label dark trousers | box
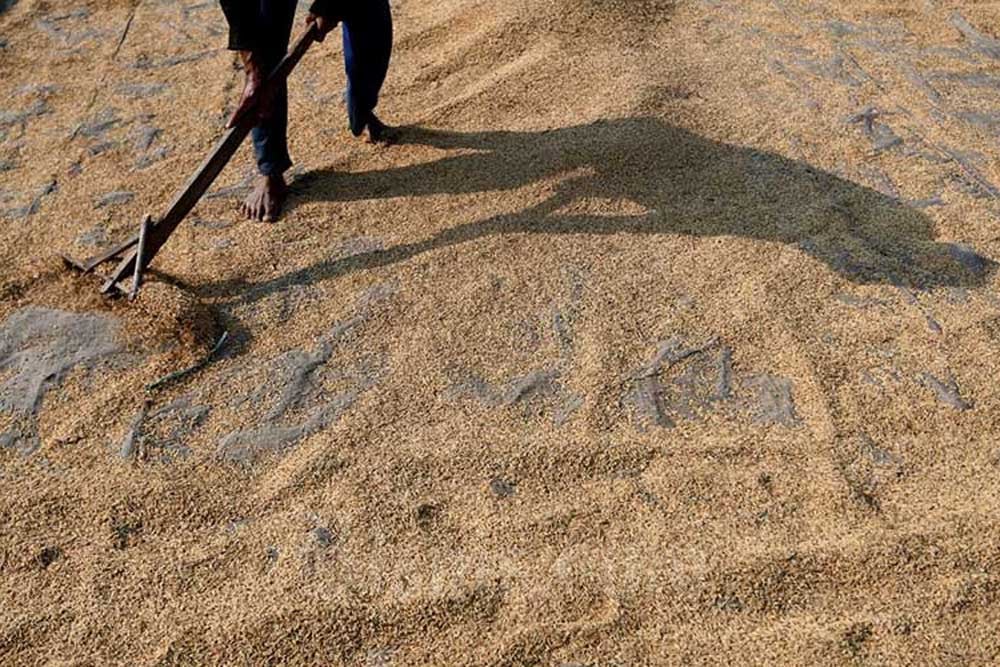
[342,0,393,137]
[251,0,393,176]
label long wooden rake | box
[62,25,318,299]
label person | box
[219,0,394,221]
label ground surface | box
[2,0,1000,664]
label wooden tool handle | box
[101,24,319,293]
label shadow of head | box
[225,117,995,302]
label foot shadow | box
[210,117,996,303]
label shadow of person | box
[203,117,996,304]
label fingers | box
[227,71,260,128]
[306,13,326,41]
[227,96,254,128]
[305,13,339,41]
[226,92,246,129]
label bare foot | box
[364,113,399,145]
[241,174,287,222]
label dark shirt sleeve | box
[219,0,260,51]
[309,0,348,21]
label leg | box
[342,0,394,142]
[245,0,297,221]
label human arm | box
[306,0,347,42]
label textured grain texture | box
[2,0,1000,664]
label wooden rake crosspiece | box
[62,26,318,299]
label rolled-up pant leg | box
[250,0,297,176]
[343,0,393,136]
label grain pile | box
[2,0,1000,664]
